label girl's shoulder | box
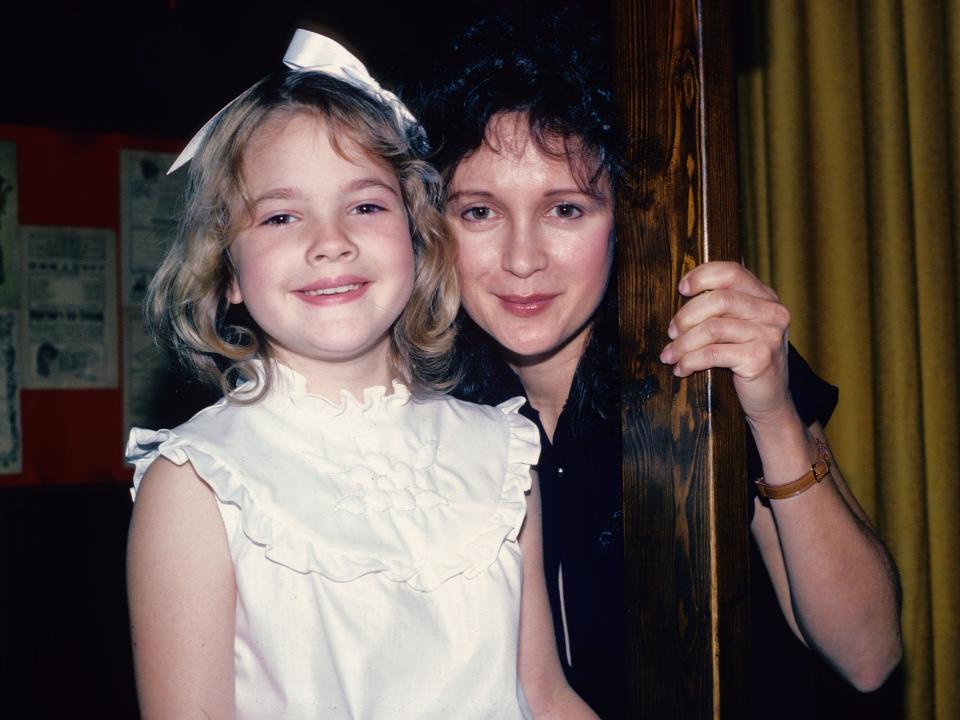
[416,389,532,426]
[413,389,540,466]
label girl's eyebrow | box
[343,176,400,197]
[250,187,304,206]
[250,178,400,206]
[345,177,400,196]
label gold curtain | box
[738,1,960,718]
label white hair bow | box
[167,29,416,174]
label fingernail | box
[659,346,674,364]
[667,322,678,339]
[678,278,690,295]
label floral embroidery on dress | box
[301,442,449,514]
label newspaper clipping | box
[21,226,118,389]
[120,149,183,307]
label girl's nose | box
[501,220,548,278]
[306,222,358,263]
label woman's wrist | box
[757,439,831,498]
[747,404,820,487]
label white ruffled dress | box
[126,365,539,719]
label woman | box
[414,6,902,718]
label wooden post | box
[612,0,750,717]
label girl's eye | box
[351,203,386,215]
[548,203,583,220]
[263,213,297,226]
[461,206,497,222]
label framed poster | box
[20,226,118,389]
[120,149,184,307]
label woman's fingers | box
[661,317,780,377]
[678,261,779,302]
[668,287,791,340]
[661,325,792,421]
[663,337,777,379]
[663,261,794,422]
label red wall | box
[0,124,182,487]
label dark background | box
[0,0,523,137]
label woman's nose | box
[501,221,548,278]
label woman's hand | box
[658,260,793,426]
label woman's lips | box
[296,278,370,305]
[496,294,557,317]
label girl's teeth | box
[304,283,362,296]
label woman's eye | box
[548,203,583,219]
[352,203,385,215]
[263,213,297,226]
[461,206,495,222]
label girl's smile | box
[296,277,370,304]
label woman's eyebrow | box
[446,188,606,204]
[544,185,612,203]
[543,188,592,198]
[445,189,495,203]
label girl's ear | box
[225,249,243,304]
[227,277,243,305]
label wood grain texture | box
[611,0,750,716]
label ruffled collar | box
[234,359,411,417]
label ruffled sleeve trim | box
[454,397,538,584]
[126,396,540,592]
[129,427,415,582]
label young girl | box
[126,30,595,720]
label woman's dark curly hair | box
[413,4,624,196]
[410,3,621,426]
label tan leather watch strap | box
[756,441,832,500]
